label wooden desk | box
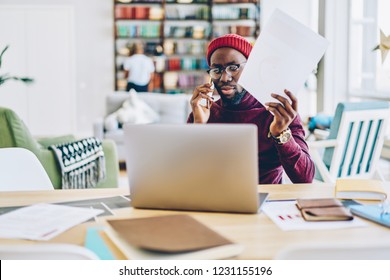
[1,183,389,259]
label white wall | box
[0,6,77,135]
[262,0,318,31]
[317,0,349,115]
[0,0,114,137]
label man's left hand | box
[265,89,298,136]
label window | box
[348,0,390,99]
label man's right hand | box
[190,83,214,124]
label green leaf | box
[0,45,9,68]
[0,75,11,85]
[12,76,34,84]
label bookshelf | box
[114,0,260,93]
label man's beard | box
[218,87,247,107]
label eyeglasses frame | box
[207,62,247,80]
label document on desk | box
[262,201,368,231]
[238,9,329,104]
[0,203,103,240]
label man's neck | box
[221,89,247,108]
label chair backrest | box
[0,147,53,191]
[322,101,390,180]
[0,107,40,152]
[0,244,99,260]
[275,242,390,260]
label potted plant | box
[0,45,34,86]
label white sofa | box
[94,92,192,161]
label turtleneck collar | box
[215,91,264,111]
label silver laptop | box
[123,123,263,214]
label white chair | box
[275,242,390,260]
[0,244,99,260]
[0,147,53,191]
[308,102,390,183]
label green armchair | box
[0,107,119,189]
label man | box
[188,34,315,184]
[123,41,155,92]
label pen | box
[265,199,296,202]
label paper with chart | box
[262,201,368,231]
[238,9,329,104]
[0,203,103,240]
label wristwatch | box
[268,128,292,145]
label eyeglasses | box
[207,62,246,80]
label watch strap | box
[268,128,292,145]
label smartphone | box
[199,78,214,108]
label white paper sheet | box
[0,203,103,240]
[262,201,368,231]
[238,9,329,104]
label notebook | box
[349,204,390,228]
[123,123,265,214]
[335,179,387,201]
[104,215,244,260]
[296,198,353,221]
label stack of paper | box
[238,9,329,104]
[0,203,103,240]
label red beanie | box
[206,34,253,66]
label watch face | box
[280,130,292,144]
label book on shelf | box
[335,179,388,201]
[104,214,243,260]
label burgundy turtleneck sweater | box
[187,92,315,184]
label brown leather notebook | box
[106,214,233,253]
[296,198,353,221]
[296,198,343,210]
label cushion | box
[137,94,191,123]
[104,113,119,131]
[104,91,160,131]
